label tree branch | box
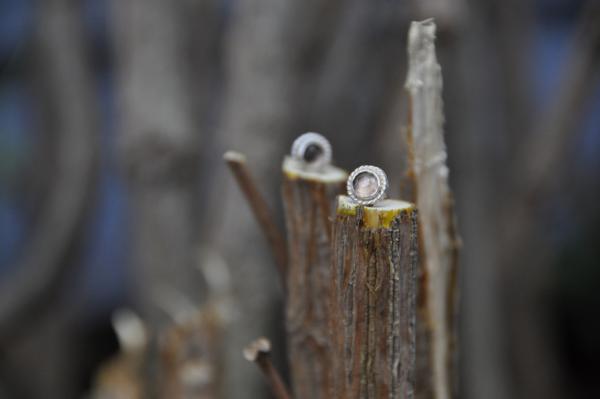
[243,338,292,399]
[224,151,288,288]
[405,19,461,399]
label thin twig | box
[243,337,292,399]
[224,151,288,288]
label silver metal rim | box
[290,132,332,169]
[347,165,388,206]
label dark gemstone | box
[303,144,323,162]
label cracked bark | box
[330,196,418,399]
[281,157,347,399]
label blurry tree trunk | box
[330,196,418,399]
[447,30,516,399]
[205,1,344,396]
[0,0,97,341]
[0,0,98,397]
[281,157,347,398]
[500,4,600,399]
[111,0,205,330]
[428,3,519,398]
[206,1,294,392]
[303,0,411,175]
[432,0,577,398]
[434,2,600,399]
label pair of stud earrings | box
[291,132,387,206]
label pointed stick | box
[405,19,461,399]
[224,151,288,288]
[243,338,292,399]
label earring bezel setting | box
[291,132,332,169]
[347,165,388,206]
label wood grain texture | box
[330,196,418,399]
[281,157,347,399]
[405,20,461,399]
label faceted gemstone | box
[353,172,378,199]
[303,143,323,162]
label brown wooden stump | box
[330,195,418,399]
[281,156,347,399]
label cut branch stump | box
[225,151,288,288]
[330,195,418,399]
[281,156,347,399]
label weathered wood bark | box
[281,157,347,399]
[330,196,418,399]
[405,20,461,399]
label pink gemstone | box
[353,172,378,199]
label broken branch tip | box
[223,150,246,163]
[243,337,271,362]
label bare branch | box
[405,19,461,399]
[243,338,292,399]
[224,151,288,288]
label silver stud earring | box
[291,132,332,170]
[347,165,388,206]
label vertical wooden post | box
[281,156,347,399]
[405,20,461,399]
[330,195,418,399]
